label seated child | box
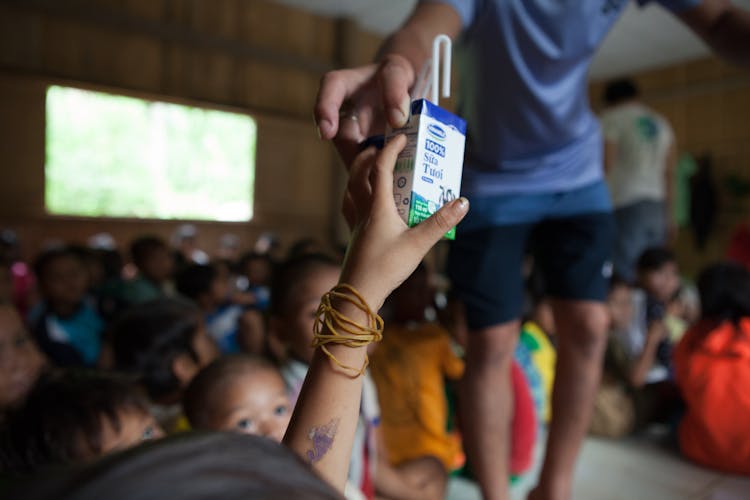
[120,236,175,305]
[0,369,163,474]
[590,275,636,438]
[673,262,750,474]
[111,299,219,431]
[369,263,463,499]
[237,251,273,311]
[175,263,265,355]
[617,247,682,426]
[28,246,104,367]
[0,304,47,419]
[516,279,556,425]
[183,354,291,442]
[270,253,342,400]
[270,252,426,500]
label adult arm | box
[675,0,750,66]
[282,135,469,492]
[314,2,463,165]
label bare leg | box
[460,320,519,500]
[530,300,608,500]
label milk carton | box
[387,98,466,240]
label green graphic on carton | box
[409,196,431,226]
[410,193,456,240]
[395,158,414,173]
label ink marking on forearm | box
[305,418,340,463]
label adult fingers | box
[314,65,378,140]
[377,55,414,129]
[409,197,469,253]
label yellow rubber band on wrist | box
[312,284,384,377]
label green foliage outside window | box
[45,85,256,221]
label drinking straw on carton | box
[411,34,452,105]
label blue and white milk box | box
[387,98,466,240]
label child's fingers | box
[409,197,469,252]
[371,134,407,207]
[341,191,357,230]
[347,146,378,210]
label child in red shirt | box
[673,262,750,474]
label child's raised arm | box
[282,134,468,492]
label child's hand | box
[339,134,469,310]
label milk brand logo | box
[427,124,446,141]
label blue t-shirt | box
[424,0,700,196]
[205,303,244,354]
[29,299,104,366]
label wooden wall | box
[1,0,747,276]
[590,58,750,277]
[0,0,383,260]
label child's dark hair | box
[96,248,124,281]
[604,78,639,105]
[183,354,276,430]
[697,261,750,323]
[6,432,340,500]
[0,369,149,475]
[129,236,167,270]
[636,247,675,273]
[609,272,631,291]
[239,252,274,275]
[33,246,84,282]
[111,299,202,400]
[175,264,217,301]
[270,253,339,317]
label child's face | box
[0,305,46,409]
[640,262,680,303]
[40,255,88,309]
[608,284,633,332]
[142,247,174,283]
[245,259,272,287]
[90,408,164,458]
[209,270,230,306]
[280,265,340,364]
[211,368,292,442]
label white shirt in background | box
[600,102,674,209]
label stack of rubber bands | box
[312,284,384,377]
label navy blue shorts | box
[447,184,615,330]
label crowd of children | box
[2,162,750,497]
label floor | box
[446,431,750,500]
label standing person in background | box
[314,1,750,498]
[601,78,677,282]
